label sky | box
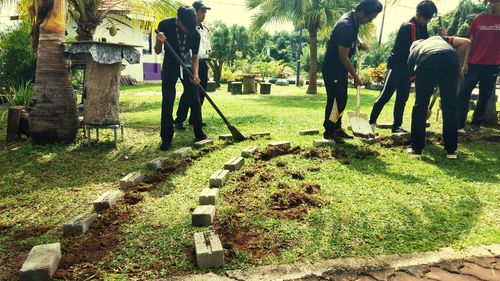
[1,0,461,42]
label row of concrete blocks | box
[218,129,321,142]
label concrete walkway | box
[167,244,500,281]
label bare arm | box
[338,46,362,87]
[460,35,473,77]
[154,31,165,55]
[191,54,200,85]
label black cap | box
[192,1,211,11]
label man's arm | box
[154,31,165,54]
[191,54,200,85]
[460,35,473,77]
[338,46,362,87]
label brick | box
[199,188,219,205]
[63,212,98,236]
[219,134,234,141]
[464,257,496,269]
[361,137,382,145]
[268,141,291,149]
[484,244,500,257]
[209,170,230,187]
[19,243,62,281]
[120,171,144,188]
[250,132,271,138]
[439,260,464,274]
[93,190,123,212]
[398,265,430,278]
[300,129,320,135]
[425,267,478,281]
[389,272,419,281]
[460,261,499,281]
[194,139,214,149]
[172,147,193,159]
[313,139,334,147]
[365,269,396,280]
[224,157,245,172]
[194,231,224,269]
[241,146,258,158]
[376,123,392,129]
[192,205,215,227]
[146,158,166,170]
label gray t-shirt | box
[408,36,458,75]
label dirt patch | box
[237,168,257,182]
[123,192,144,205]
[284,169,305,180]
[353,147,380,159]
[267,188,321,220]
[13,225,51,240]
[54,205,134,280]
[259,172,274,182]
[307,167,321,172]
[276,161,286,167]
[302,183,321,194]
[302,148,331,161]
[332,148,350,164]
[255,146,302,161]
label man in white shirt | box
[174,1,212,129]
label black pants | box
[161,68,204,145]
[323,69,348,134]
[456,64,498,128]
[411,58,459,152]
[369,64,411,130]
[175,59,209,124]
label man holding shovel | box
[155,6,207,151]
[368,1,437,134]
[322,0,383,143]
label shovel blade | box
[348,112,375,138]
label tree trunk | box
[306,27,318,95]
[29,0,78,144]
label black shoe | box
[159,142,172,151]
[392,126,409,134]
[407,148,421,157]
[336,129,353,139]
[324,131,345,144]
[471,124,480,132]
[174,122,186,130]
[195,134,207,142]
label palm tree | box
[29,0,79,143]
[247,0,357,94]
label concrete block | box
[209,170,230,187]
[224,157,245,172]
[19,243,62,281]
[147,158,166,170]
[219,134,234,141]
[241,146,258,158]
[63,212,98,236]
[268,141,291,149]
[250,132,271,138]
[93,190,123,212]
[192,205,215,227]
[376,123,392,129]
[194,231,224,269]
[313,139,334,147]
[193,139,214,148]
[360,137,382,145]
[300,129,320,135]
[119,171,144,188]
[199,188,219,205]
[172,147,193,159]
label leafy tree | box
[428,0,487,36]
[247,0,359,94]
[362,31,395,68]
[0,22,36,89]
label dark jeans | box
[175,59,209,124]
[369,64,411,130]
[323,68,348,134]
[457,64,498,128]
[411,58,459,152]
[160,68,204,145]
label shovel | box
[347,52,375,138]
[155,30,246,142]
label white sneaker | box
[370,123,376,133]
[458,128,466,134]
[446,150,458,160]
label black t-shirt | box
[387,17,429,68]
[157,18,200,67]
[323,11,359,74]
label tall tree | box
[247,0,357,94]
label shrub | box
[1,81,33,110]
[360,68,373,86]
[220,66,237,83]
[370,63,387,85]
[253,61,284,79]
[0,22,37,89]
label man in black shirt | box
[322,0,383,143]
[369,1,437,134]
[407,35,470,159]
[155,6,207,151]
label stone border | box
[168,244,500,281]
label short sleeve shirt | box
[323,11,359,74]
[157,18,200,67]
[467,13,500,65]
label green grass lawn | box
[0,84,499,280]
